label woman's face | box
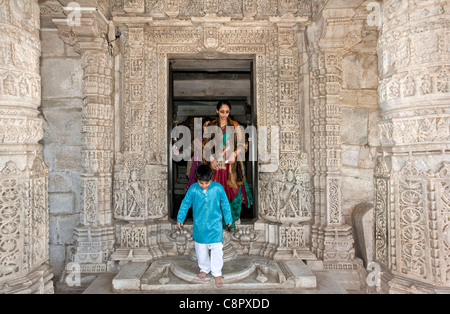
[217,104,231,122]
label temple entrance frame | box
[167,56,259,223]
[109,16,317,263]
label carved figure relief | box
[114,156,168,221]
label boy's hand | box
[177,223,183,230]
[227,223,233,228]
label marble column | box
[375,0,450,293]
[307,7,358,269]
[54,6,116,274]
[0,0,53,294]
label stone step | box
[109,256,318,292]
[278,260,317,289]
[112,262,149,292]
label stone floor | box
[80,271,354,294]
[54,254,367,295]
[55,268,365,295]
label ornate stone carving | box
[0,158,52,288]
[166,226,193,256]
[375,0,450,292]
[375,159,450,289]
[124,0,145,13]
[260,154,311,224]
[0,0,53,294]
[113,0,313,19]
[279,224,307,249]
[232,226,260,254]
[374,156,390,268]
[114,156,168,221]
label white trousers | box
[195,242,224,278]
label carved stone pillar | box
[307,7,357,268]
[264,16,313,260]
[375,0,450,293]
[110,24,170,263]
[0,0,54,294]
[54,6,116,273]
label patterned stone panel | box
[113,0,312,18]
[260,154,311,224]
[374,156,391,269]
[432,163,450,284]
[0,162,24,282]
[394,161,430,280]
[375,157,450,289]
[0,158,49,285]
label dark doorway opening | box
[168,59,257,223]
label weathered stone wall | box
[40,2,84,277]
[340,5,380,224]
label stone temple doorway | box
[64,16,321,293]
[168,58,258,222]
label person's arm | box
[177,187,194,229]
[228,121,246,164]
[219,187,233,227]
[234,121,246,155]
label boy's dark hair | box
[196,164,214,182]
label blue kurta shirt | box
[177,181,233,244]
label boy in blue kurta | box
[177,165,233,288]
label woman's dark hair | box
[203,116,213,125]
[216,100,232,111]
[196,164,214,182]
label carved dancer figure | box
[177,165,233,288]
[203,101,253,231]
[126,170,144,217]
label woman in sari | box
[203,101,253,231]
